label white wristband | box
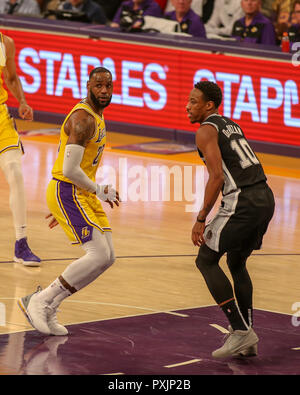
[96,184,117,202]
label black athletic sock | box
[219,298,248,331]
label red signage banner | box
[5,29,300,147]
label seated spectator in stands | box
[95,0,123,21]
[164,0,206,37]
[58,0,107,24]
[205,0,244,38]
[0,0,41,15]
[272,0,294,42]
[231,0,276,45]
[165,0,200,15]
[111,0,162,29]
[164,0,214,23]
[288,0,300,42]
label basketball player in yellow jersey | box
[0,32,40,266]
[18,67,120,335]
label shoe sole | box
[14,256,41,267]
[17,297,35,328]
[18,296,51,335]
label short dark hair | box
[89,67,112,79]
[194,80,223,109]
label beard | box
[90,91,112,110]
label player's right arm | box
[62,110,120,208]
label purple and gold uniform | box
[46,100,111,245]
[0,32,22,156]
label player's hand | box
[19,102,33,121]
[191,221,206,247]
[45,213,59,229]
[96,184,121,209]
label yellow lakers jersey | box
[0,32,8,104]
[52,100,106,184]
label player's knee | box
[103,253,115,271]
[94,247,115,272]
[195,244,218,273]
[4,161,23,185]
[196,245,210,273]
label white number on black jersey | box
[230,138,260,169]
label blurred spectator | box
[58,0,107,24]
[95,0,123,21]
[272,0,296,42]
[0,0,41,15]
[154,0,168,11]
[111,0,162,28]
[272,0,294,16]
[261,1,294,19]
[165,0,202,15]
[231,0,276,45]
[164,0,206,37]
[164,0,214,23]
[205,0,244,38]
[288,0,300,41]
[261,0,275,18]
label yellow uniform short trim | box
[0,104,21,155]
[47,179,111,245]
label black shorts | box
[203,182,275,254]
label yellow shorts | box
[0,104,22,155]
[46,178,111,245]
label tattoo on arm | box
[74,119,91,146]
[66,112,95,147]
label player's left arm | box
[2,35,33,121]
[192,124,224,246]
[63,110,120,208]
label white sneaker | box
[46,306,68,336]
[212,327,258,359]
[18,287,50,335]
[227,325,258,357]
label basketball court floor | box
[0,120,299,375]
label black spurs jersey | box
[199,114,267,196]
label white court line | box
[292,347,300,350]
[165,359,202,368]
[63,300,189,317]
[209,324,229,334]
[103,372,125,375]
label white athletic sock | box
[51,291,70,310]
[16,225,27,241]
[38,278,71,306]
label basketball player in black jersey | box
[187,81,275,358]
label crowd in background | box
[0,0,299,47]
